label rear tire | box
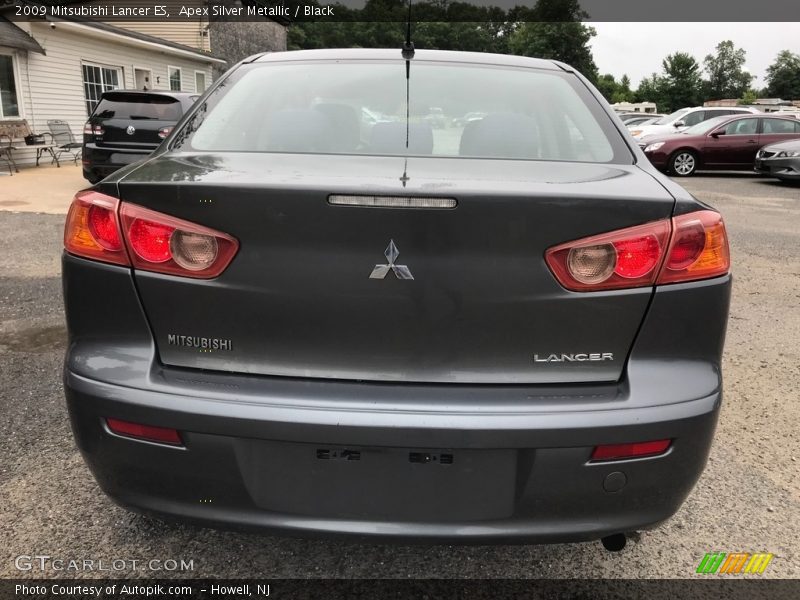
[669,150,697,177]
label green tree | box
[595,74,619,102]
[612,74,634,103]
[703,40,754,100]
[634,73,664,109]
[659,52,704,112]
[764,50,800,100]
[738,89,758,105]
[507,0,598,81]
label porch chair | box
[46,120,82,164]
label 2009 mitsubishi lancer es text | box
[62,49,731,549]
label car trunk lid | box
[117,152,675,384]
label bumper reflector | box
[106,418,183,446]
[591,439,671,461]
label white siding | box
[113,21,211,52]
[4,22,216,168]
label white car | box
[629,106,760,140]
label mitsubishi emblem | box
[369,239,414,280]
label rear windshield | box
[92,94,183,121]
[176,61,627,163]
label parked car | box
[424,107,448,128]
[617,112,661,123]
[63,49,731,549]
[755,139,800,183]
[624,115,664,127]
[451,111,487,127]
[640,113,800,176]
[82,90,198,183]
[629,106,759,140]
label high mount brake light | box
[545,210,730,292]
[64,191,239,279]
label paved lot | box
[0,171,798,579]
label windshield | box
[683,115,731,135]
[653,108,690,126]
[177,61,626,163]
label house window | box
[82,63,122,115]
[0,53,21,119]
[169,66,182,91]
[195,71,206,93]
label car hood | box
[762,139,800,153]
[629,124,676,138]
[638,132,696,146]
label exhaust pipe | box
[601,533,627,552]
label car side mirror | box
[674,120,685,128]
[710,130,724,138]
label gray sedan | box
[755,139,800,182]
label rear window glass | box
[177,62,625,163]
[93,94,183,120]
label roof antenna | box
[402,0,415,62]
[402,0,414,150]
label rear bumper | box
[82,144,152,179]
[66,369,719,543]
[62,254,730,542]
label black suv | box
[82,90,198,183]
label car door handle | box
[746,139,758,144]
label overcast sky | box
[590,23,799,88]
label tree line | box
[286,0,800,112]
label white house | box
[0,14,227,168]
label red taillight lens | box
[545,210,730,291]
[64,192,238,278]
[106,418,182,446]
[120,203,239,279]
[658,211,730,284]
[87,204,122,250]
[613,235,661,279]
[83,122,92,135]
[591,439,671,461]
[158,126,173,139]
[93,125,105,136]
[64,191,129,266]
[128,218,175,263]
[546,220,671,291]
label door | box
[195,71,207,93]
[134,68,152,91]
[704,117,759,167]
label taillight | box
[83,122,92,135]
[546,220,671,291]
[120,203,238,278]
[545,210,729,291]
[93,125,105,136]
[64,191,128,266]
[658,211,730,284]
[158,126,173,139]
[64,191,238,278]
[83,123,104,136]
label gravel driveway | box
[0,173,798,579]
